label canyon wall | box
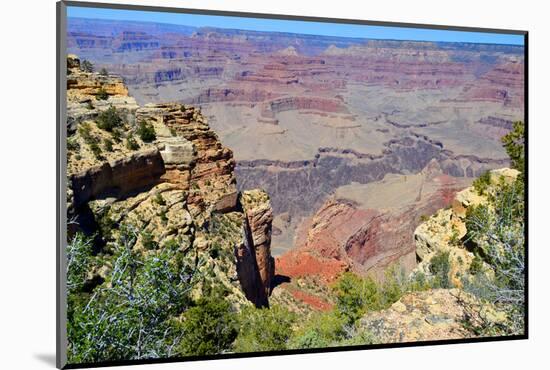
[66,55,275,308]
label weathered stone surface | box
[136,103,237,219]
[236,189,275,307]
[359,288,505,343]
[414,167,519,287]
[70,149,165,207]
[67,55,277,308]
[66,55,139,129]
[159,137,195,165]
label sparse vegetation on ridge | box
[81,59,94,73]
[136,120,156,142]
[96,106,123,132]
[125,135,139,150]
[96,87,109,101]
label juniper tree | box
[67,226,202,363]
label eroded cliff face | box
[271,160,473,312]
[413,167,520,288]
[66,54,139,132]
[66,55,275,308]
[135,102,238,219]
[234,190,275,307]
[276,160,471,283]
[70,149,165,208]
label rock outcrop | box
[70,148,165,207]
[358,288,505,343]
[66,55,139,130]
[241,190,275,297]
[135,103,238,220]
[66,55,275,308]
[413,167,520,287]
[235,189,275,307]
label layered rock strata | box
[66,54,139,131]
[66,55,275,308]
[276,160,472,285]
[234,189,275,307]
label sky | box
[67,6,524,46]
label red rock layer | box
[277,166,471,290]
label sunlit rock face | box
[66,56,276,308]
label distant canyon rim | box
[67,18,524,277]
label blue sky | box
[67,6,524,46]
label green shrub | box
[430,250,451,288]
[449,227,461,246]
[153,193,166,206]
[66,233,94,293]
[95,87,109,101]
[126,135,140,150]
[136,120,156,142]
[176,296,237,356]
[96,208,115,239]
[408,271,431,292]
[77,123,97,145]
[333,272,381,324]
[464,177,525,335]
[290,329,331,349]
[289,311,346,349]
[501,121,525,175]
[380,265,407,307]
[469,253,484,275]
[333,266,409,326]
[67,137,80,152]
[162,238,179,251]
[86,101,94,110]
[334,328,376,347]
[89,142,103,160]
[159,210,168,224]
[97,106,122,131]
[464,122,525,335]
[99,67,108,76]
[140,231,158,250]
[81,59,94,73]
[103,138,113,152]
[67,226,198,363]
[110,129,122,143]
[233,305,295,352]
[473,170,491,195]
